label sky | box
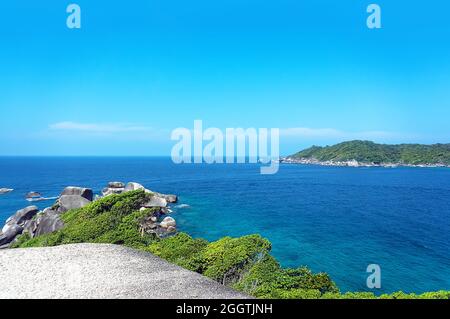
[0,0,450,156]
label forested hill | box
[288,140,450,166]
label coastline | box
[280,157,450,168]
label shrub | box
[201,235,272,285]
[145,233,208,272]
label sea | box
[0,157,449,294]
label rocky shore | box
[0,182,178,249]
[281,157,450,168]
[0,188,13,195]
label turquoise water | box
[1,157,449,293]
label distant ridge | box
[284,140,450,167]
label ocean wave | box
[26,196,58,202]
[174,204,190,209]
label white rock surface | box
[160,216,176,228]
[143,196,168,208]
[0,188,13,195]
[0,244,250,299]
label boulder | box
[0,188,13,195]
[160,217,176,229]
[61,187,93,201]
[0,224,23,247]
[157,193,178,203]
[0,206,39,247]
[34,210,64,237]
[102,187,125,197]
[159,207,173,215]
[124,182,145,192]
[143,196,167,208]
[22,208,64,238]
[23,218,38,237]
[154,226,176,238]
[166,226,177,233]
[101,182,127,196]
[57,195,91,213]
[55,187,93,212]
[14,206,39,225]
[1,217,13,234]
[2,206,39,233]
[26,191,42,199]
[108,182,125,189]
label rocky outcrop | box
[108,182,125,188]
[102,181,177,204]
[54,186,93,213]
[139,210,177,238]
[160,216,177,235]
[35,209,64,237]
[124,182,145,192]
[0,188,13,195]
[0,224,23,248]
[21,209,64,239]
[2,206,39,234]
[0,187,93,247]
[26,191,42,199]
[60,187,93,201]
[102,182,125,196]
[160,216,176,229]
[0,204,65,248]
[0,206,39,248]
[157,193,178,203]
[120,183,181,238]
[57,195,91,213]
[0,182,179,247]
[143,196,168,208]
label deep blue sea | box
[1,157,449,294]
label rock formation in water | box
[0,182,178,249]
[0,188,13,195]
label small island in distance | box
[282,140,450,168]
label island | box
[282,140,450,168]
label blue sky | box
[0,0,450,155]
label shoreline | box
[280,157,450,168]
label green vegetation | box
[290,140,450,165]
[14,190,157,249]
[13,190,450,299]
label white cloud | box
[280,127,403,140]
[280,127,343,138]
[49,121,154,133]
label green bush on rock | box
[13,190,450,299]
[233,254,338,298]
[145,233,208,272]
[201,235,272,285]
[14,190,156,249]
